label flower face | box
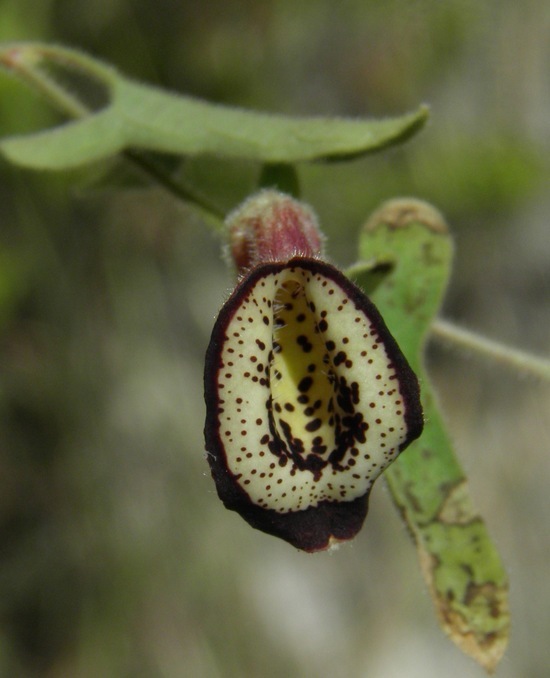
[204,193,423,552]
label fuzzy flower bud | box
[226,190,324,274]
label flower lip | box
[204,256,423,551]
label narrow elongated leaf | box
[349,199,509,674]
[0,43,428,170]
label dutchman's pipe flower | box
[204,191,423,552]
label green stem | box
[0,43,224,226]
[0,44,90,118]
[124,150,225,221]
[0,41,118,83]
[431,318,550,382]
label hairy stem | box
[0,43,224,224]
[431,318,550,382]
[0,44,90,118]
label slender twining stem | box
[0,43,225,224]
[1,42,119,87]
[431,318,550,382]
[124,150,225,221]
[1,45,90,118]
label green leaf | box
[348,199,509,674]
[0,43,428,171]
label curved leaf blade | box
[0,43,429,170]
[0,109,123,169]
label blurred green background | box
[0,1,548,676]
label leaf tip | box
[363,197,449,235]
[418,543,510,674]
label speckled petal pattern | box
[204,257,423,551]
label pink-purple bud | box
[226,190,324,275]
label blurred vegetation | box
[0,1,548,677]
